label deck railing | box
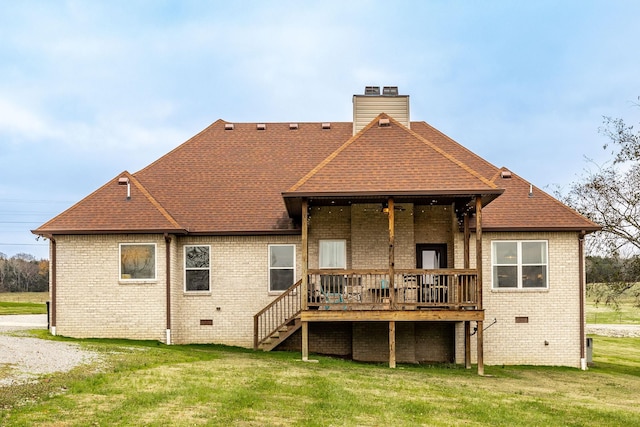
[307,269,478,310]
[254,279,302,349]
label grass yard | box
[586,284,640,324]
[0,292,48,315]
[1,332,639,426]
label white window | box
[184,245,210,292]
[492,241,548,289]
[319,240,346,269]
[120,243,156,281]
[269,244,295,292]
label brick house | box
[33,87,599,372]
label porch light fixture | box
[118,177,131,200]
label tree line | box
[0,252,49,293]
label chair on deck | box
[320,275,346,309]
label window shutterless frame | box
[491,240,548,289]
[184,245,211,292]
[119,243,157,281]
[319,239,347,269]
[268,244,296,292]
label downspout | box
[50,237,57,336]
[579,231,586,370]
[165,234,172,345]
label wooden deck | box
[254,269,481,351]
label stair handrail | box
[254,279,302,349]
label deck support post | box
[388,197,395,308]
[463,212,472,369]
[302,321,309,361]
[389,320,396,368]
[475,196,484,376]
[301,199,309,360]
[465,321,471,369]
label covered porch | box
[255,191,498,374]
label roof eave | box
[282,189,504,219]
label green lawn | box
[1,332,639,426]
[586,284,640,324]
[0,292,48,315]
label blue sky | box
[1,0,640,259]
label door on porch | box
[416,244,447,269]
[416,244,448,303]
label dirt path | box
[586,323,640,338]
[0,315,99,386]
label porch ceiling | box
[282,190,503,221]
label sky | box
[1,0,640,260]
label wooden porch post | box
[475,196,484,376]
[301,199,309,362]
[388,197,396,368]
[388,197,395,306]
[389,320,396,368]
[464,212,471,369]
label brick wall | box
[352,322,454,363]
[51,215,584,368]
[454,231,584,368]
[170,235,301,346]
[53,234,167,341]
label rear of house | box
[34,87,599,371]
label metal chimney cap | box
[382,86,399,96]
[364,86,380,95]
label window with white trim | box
[120,243,156,281]
[269,244,295,292]
[492,240,548,289]
[319,239,346,269]
[184,245,210,292]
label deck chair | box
[320,275,346,309]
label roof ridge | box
[127,172,185,230]
[286,113,385,192]
[392,117,499,189]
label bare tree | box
[563,98,640,307]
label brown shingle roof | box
[35,171,186,234]
[287,114,499,195]
[479,168,600,231]
[33,116,599,236]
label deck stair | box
[254,279,302,351]
[257,317,302,351]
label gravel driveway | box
[0,315,99,387]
